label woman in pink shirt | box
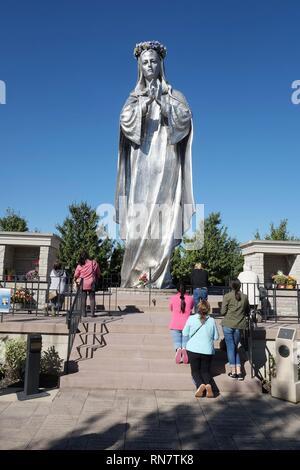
[74,251,100,317]
[169,284,194,364]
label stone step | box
[71,347,251,374]
[60,369,261,393]
[87,323,170,334]
[61,305,262,395]
[75,357,192,374]
[73,337,226,357]
[80,332,173,347]
[114,303,222,312]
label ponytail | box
[198,300,211,323]
[231,279,241,301]
[179,283,186,313]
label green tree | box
[171,212,244,285]
[109,241,124,283]
[56,202,104,274]
[254,229,261,240]
[0,208,28,232]
[255,219,299,241]
[171,245,192,286]
[98,237,114,279]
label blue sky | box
[0,0,299,243]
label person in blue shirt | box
[182,300,219,398]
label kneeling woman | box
[182,301,219,398]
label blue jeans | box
[170,329,188,350]
[193,287,208,313]
[223,327,241,366]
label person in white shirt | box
[238,264,259,308]
[48,262,67,315]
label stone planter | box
[277,284,286,289]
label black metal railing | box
[2,275,300,322]
[65,280,83,374]
[251,343,276,392]
[246,309,256,378]
[239,282,300,323]
[0,275,80,319]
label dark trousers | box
[82,290,96,316]
[187,351,212,388]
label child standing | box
[169,285,194,364]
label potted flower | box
[287,275,297,289]
[272,271,287,289]
[138,273,148,288]
[11,288,34,310]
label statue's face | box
[140,50,160,81]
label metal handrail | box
[65,280,83,374]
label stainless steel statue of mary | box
[115,41,195,288]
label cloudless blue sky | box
[0,0,299,243]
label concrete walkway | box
[1,388,300,450]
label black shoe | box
[237,373,244,381]
[228,372,238,379]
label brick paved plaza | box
[1,387,300,450]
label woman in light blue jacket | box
[183,300,219,398]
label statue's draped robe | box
[115,87,194,288]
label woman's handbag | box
[91,261,101,292]
[48,290,57,301]
[219,337,227,352]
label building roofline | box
[0,232,60,239]
[240,239,300,248]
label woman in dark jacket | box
[221,279,250,381]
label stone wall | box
[13,246,40,277]
[0,232,61,282]
[47,246,58,278]
[264,254,299,285]
[243,253,264,282]
[290,255,300,281]
[266,289,299,317]
[3,246,14,275]
[38,246,50,281]
[0,245,5,277]
[0,333,69,364]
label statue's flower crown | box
[134,41,167,60]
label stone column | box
[48,246,58,276]
[39,246,49,282]
[243,252,264,284]
[290,255,300,283]
[0,245,5,278]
